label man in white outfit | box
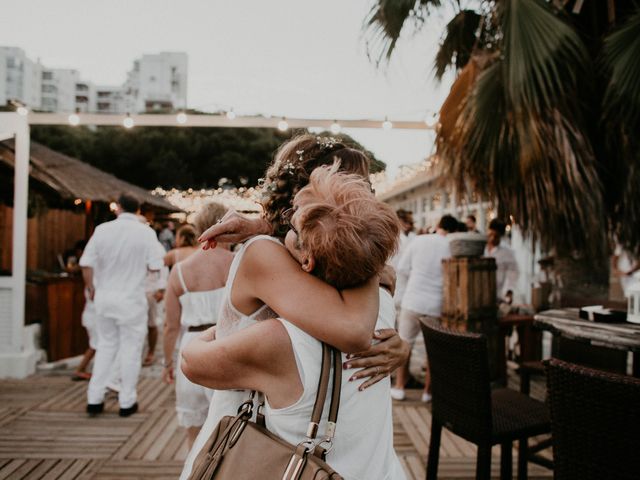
[80,194,164,416]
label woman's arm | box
[181,319,301,408]
[162,273,182,384]
[236,239,379,353]
[200,211,272,250]
[164,250,175,267]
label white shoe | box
[390,388,406,401]
[421,392,432,403]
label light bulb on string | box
[123,114,134,129]
[424,111,439,128]
[382,117,393,130]
[176,112,188,125]
[330,121,341,135]
[68,113,80,126]
[16,106,28,116]
[277,118,289,132]
[226,109,236,120]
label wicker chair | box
[421,321,551,480]
[546,358,640,480]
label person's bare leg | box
[393,359,410,390]
[422,366,432,402]
[143,326,158,366]
[73,348,95,380]
[187,426,201,450]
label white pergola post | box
[0,113,39,378]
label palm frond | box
[434,9,482,80]
[602,9,640,129]
[501,0,589,113]
[363,0,440,65]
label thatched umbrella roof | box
[0,140,180,213]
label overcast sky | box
[1,0,454,177]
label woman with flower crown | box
[178,134,410,479]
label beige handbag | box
[188,343,343,480]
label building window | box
[42,71,53,80]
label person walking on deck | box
[80,194,164,417]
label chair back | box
[421,321,493,444]
[546,358,640,480]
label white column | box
[0,113,39,378]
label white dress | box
[267,294,406,479]
[174,262,225,428]
[179,236,402,480]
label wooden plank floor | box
[0,365,553,479]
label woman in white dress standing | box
[162,202,235,448]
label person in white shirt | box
[391,214,458,402]
[80,194,164,417]
[484,219,519,304]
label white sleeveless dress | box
[179,236,402,480]
[265,289,405,480]
[174,262,225,428]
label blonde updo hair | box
[192,202,227,236]
[176,224,198,247]
[261,134,371,238]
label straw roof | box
[0,140,180,213]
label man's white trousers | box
[87,314,146,408]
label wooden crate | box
[442,257,497,321]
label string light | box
[68,113,80,126]
[109,201,118,212]
[277,118,289,132]
[226,109,236,120]
[74,198,82,205]
[123,114,134,129]
[382,117,393,130]
[16,106,29,116]
[330,121,341,135]
[176,112,188,124]
[424,111,439,128]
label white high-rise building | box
[1,47,188,113]
[40,68,79,112]
[0,47,42,108]
[125,52,188,112]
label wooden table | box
[534,308,640,376]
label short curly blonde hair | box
[192,202,227,236]
[294,165,400,289]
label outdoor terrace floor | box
[0,361,552,479]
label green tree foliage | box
[30,125,385,189]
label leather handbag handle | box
[306,345,342,443]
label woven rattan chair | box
[421,321,551,480]
[546,358,640,480]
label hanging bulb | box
[123,114,134,129]
[176,112,188,124]
[68,113,80,126]
[16,106,29,116]
[330,121,341,135]
[277,118,289,132]
[226,109,236,120]
[382,117,393,130]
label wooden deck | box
[0,365,552,479]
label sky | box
[1,0,454,178]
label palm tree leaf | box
[602,9,640,128]
[363,0,441,64]
[501,0,589,113]
[434,9,482,80]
